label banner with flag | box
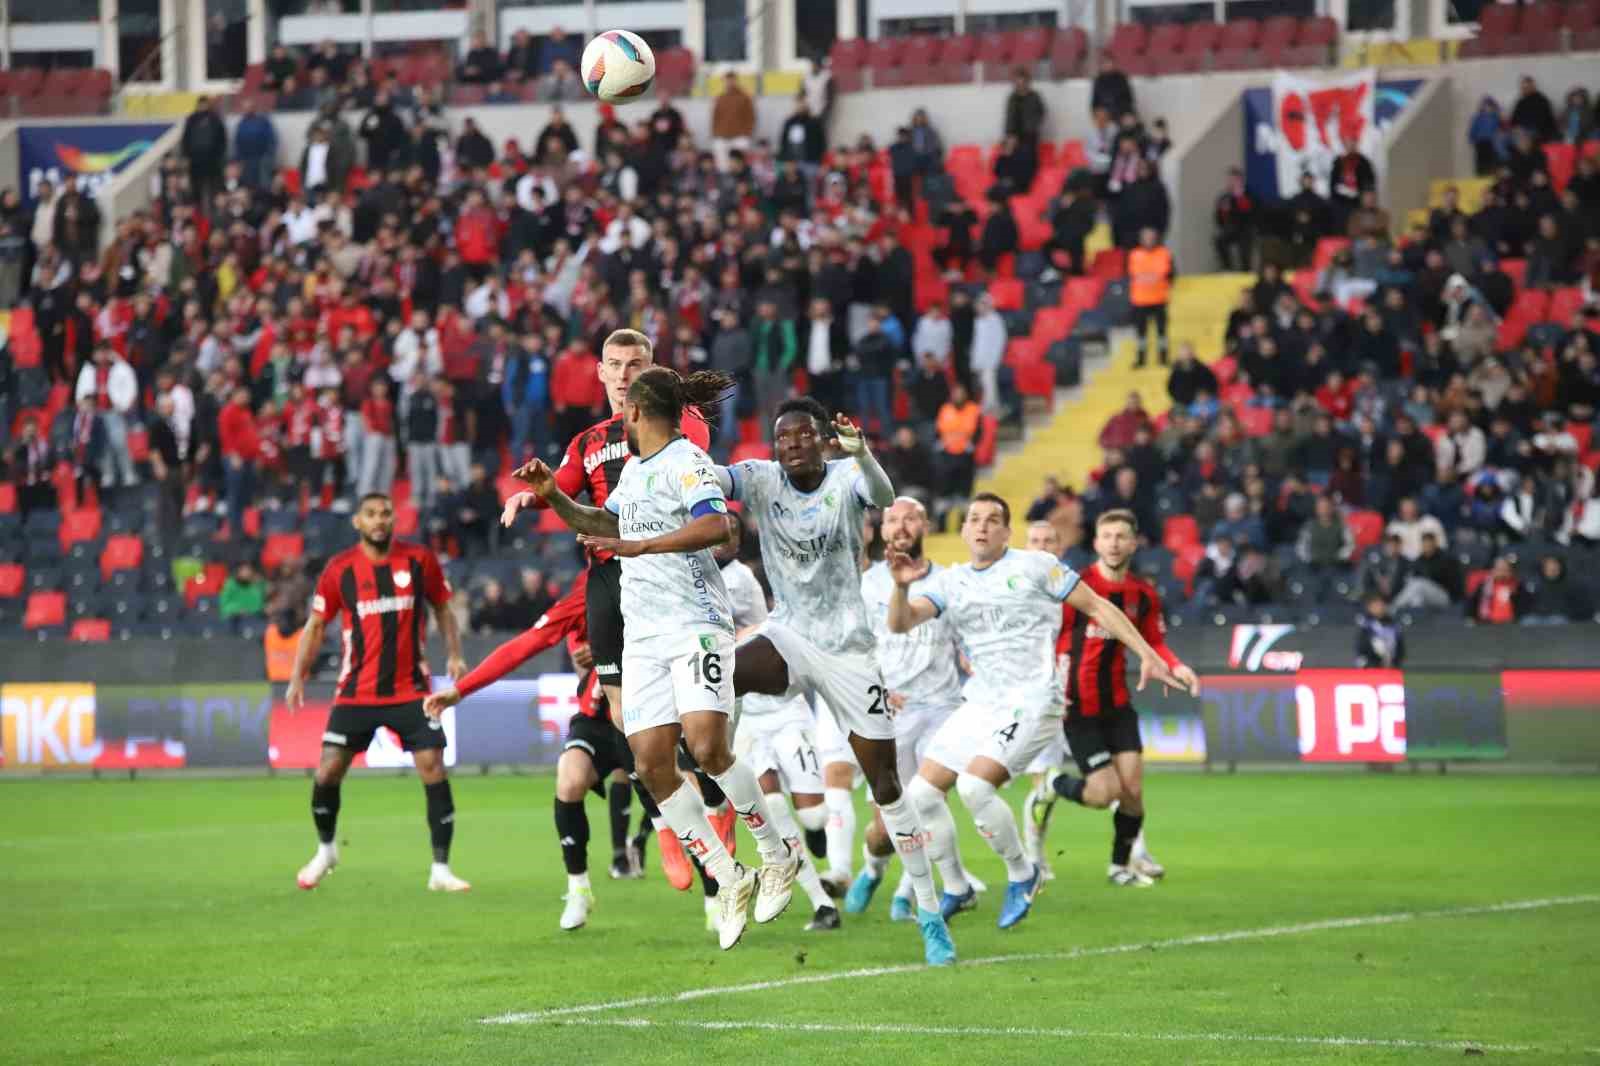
[17,123,171,206]
[1241,71,1421,201]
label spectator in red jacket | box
[454,188,499,277]
[1098,391,1152,451]
[550,341,603,446]
[1473,556,1529,624]
[218,384,260,534]
[357,377,397,498]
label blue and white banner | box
[1242,71,1421,201]
[17,123,171,206]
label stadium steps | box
[923,272,1251,565]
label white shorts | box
[733,712,825,796]
[1025,730,1070,775]
[620,630,734,738]
[923,701,1061,781]
[894,702,960,784]
[763,620,895,744]
[814,696,861,773]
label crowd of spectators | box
[1040,81,1600,628]
[0,43,1046,635]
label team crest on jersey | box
[645,473,659,493]
[822,490,838,509]
[698,634,716,651]
[1007,575,1024,591]
[393,569,412,589]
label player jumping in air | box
[850,496,986,922]
[1049,509,1200,886]
[285,492,471,893]
[515,367,801,951]
[886,494,1193,928]
[715,398,957,965]
[424,571,669,931]
[502,329,732,889]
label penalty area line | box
[480,893,1600,1025]
[561,1017,1557,1055]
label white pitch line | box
[481,893,1600,1025]
[565,1017,1552,1055]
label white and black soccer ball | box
[581,30,656,104]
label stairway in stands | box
[925,272,1253,564]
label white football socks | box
[956,773,1033,882]
[658,783,739,883]
[709,759,789,863]
[907,774,970,895]
[824,786,856,881]
[876,796,939,913]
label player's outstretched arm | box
[1066,582,1197,696]
[578,512,732,558]
[283,614,327,712]
[885,549,940,633]
[832,414,895,507]
[513,458,619,536]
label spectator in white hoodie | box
[969,293,1008,413]
[74,344,140,488]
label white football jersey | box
[916,548,1079,713]
[727,458,875,655]
[605,436,734,642]
[861,559,962,712]
[719,558,769,631]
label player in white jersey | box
[1020,520,1071,882]
[717,397,957,966]
[849,497,987,922]
[513,367,800,951]
[886,493,1191,929]
[717,524,841,932]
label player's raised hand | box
[501,490,538,527]
[832,414,866,455]
[576,533,642,557]
[885,548,921,586]
[512,459,557,498]
[423,687,462,719]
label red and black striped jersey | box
[312,541,451,706]
[455,571,590,700]
[1057,562,1180,719]
[543,410,710,562]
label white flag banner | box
[1255,68,1383,198]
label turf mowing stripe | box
[480,893,1600,1024]
[566,1018,1549,1055]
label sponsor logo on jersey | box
[583,440,630,475]
[355,594,415,618]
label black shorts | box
[1063,706,1143,776]
[586,557,624,685]
[323,700,446,753]
[563,712,634,795]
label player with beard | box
[849,496,987,921]
[515,367,802,950]
[886,494,1193,928]
[502,329,732,887]
[286,492,470,892]
[715,398,957,965]
[1048,509,1198,886]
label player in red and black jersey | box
[501,329,735,886]
[284,492,470,893]
[1048,509,1200,886]
[422,572,684,931]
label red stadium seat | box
[58,508,101,553]
[1568,0,1600,49]
[1172,542,1206,591]
[1090,248,1126,279]
[1213,18,1261,69]
[934,35,978,83]
[260,532,305,573]
[1239,406,1274,437]
[1543,144,1575,192]
[23,590,66,630]
[70,618,111,642]
[1049,27,1088,78]
[1460,4,1518,56]
[975,31,1016,80]
[831,38,868,92]
[1163,515,1200,552]
[729,443,773,464]
[1178,22,1223,70]
[989,278,1024,311]
[394,503,419,537]
[1347,509,1384,549]
[100,534,144,582]
[0,484,14,513]
[0,563,24,598]
[1106,23,1147,67]
[1549,287,1587,325]
[1506,2,1563,53]
[892,36,941,87]
[1500,258,1527,292]
[1062,275,1106,311]
[865,38,909,87]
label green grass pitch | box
[4,772,1597,1064]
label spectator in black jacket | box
[455,118,495,173]
[1523,555,1592,622]
[359,92,408,173]
[778,93,826,178]
[182,97,229,208]
[1355,595,1405,667]
[1090,56,1134,121]
[459,32,502,84]
[1167,343,1219,408]
[979,188,1019,272]
[1509,75,1559,143]
[1213,167,1256,271]
[1046,184,1096,278]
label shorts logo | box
[698,634,716,652]
[394,569,412,589]
[322,731,348,745]
[1088,751,1111,768]
[427,716,442,730]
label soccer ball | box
[581,30,656,104]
